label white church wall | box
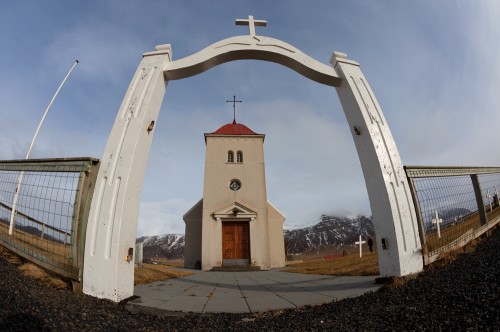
[202,136,268,269]
[183,199,203,268]
[267,202,286,268]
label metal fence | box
[405,166,500,264]
[0,158,99,281]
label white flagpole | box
[8,60,79,235]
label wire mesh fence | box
[0,158,99,280]
[405,166,500,264]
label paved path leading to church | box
[131,270,382,313]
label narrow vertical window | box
[227,151,234,163]
[237,151,243,163]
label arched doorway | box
[83,16,423,302]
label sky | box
[1,1,500,236]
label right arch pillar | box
[331,52,423,276]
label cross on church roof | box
[226,95,242,123]
[235,15,267,38]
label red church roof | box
[209,121,260,135]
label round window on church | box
[229,179,241,191]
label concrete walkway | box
[130,270,382,313]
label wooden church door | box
[222,221,250,265]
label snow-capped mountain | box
[136,234,185,259]
[284,215,375,255]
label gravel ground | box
[1,229,499,331]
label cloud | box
[138,198,193,237]
[44,20,147,85]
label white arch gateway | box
[83,16,423,302]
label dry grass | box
[425,213,482,252]
[0,244,23,265]
[283,252,379,276]
[134,263,192,285]
[2,241,190,289]
[463,238,478,253]
[385,276,407,288]
[150,257,184,267]
[0,221,71,263]
[1,241,190,290]
[383,273,420,289]
[426,205,500,254]
[436,249,461,265]
[18,263,69,290]
[1,244,70,290]
[432,236,481,268]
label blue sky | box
[1,1,500,236]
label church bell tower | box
[183,119,286,270]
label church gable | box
[183,198,203,223]
[212,201,257,220]
[267,201,286,222]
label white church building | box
[183,120,286,271]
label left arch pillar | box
[83,45,171,301]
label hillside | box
[136,234,184,260]
[284,215,375,255]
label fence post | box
[407,176,427,252]
[471,174,487,225]
[70,170,87,265]
[75,161,100,284]
[67,159,100,291]
[135,242,143,267]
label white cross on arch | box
[236,15,267,37]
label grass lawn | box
[283,252,379,276]
[134,263,192,285]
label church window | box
[236,151,243,163]
[229,179,241,191]
[227,151,234,163]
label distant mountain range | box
[284,215,375,255]
[136,234,185,259]
[136,215,376,259]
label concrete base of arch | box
[82,39,423,302]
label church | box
[183,118,286,270]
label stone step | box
[211,266,261,272]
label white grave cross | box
[432,210,443,239]
[486,189,493,213]
[495,186,499,208]
[355,235,366,257]
[236,15,267,38]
